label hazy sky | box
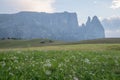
[0,0,120,23]
[55,0,120,23]
[0,0,120,37]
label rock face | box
[82,16,105,40]
[0,11,105,41]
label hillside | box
[0,44,120,80]
[0,38,120,49]
[76,38,120,44]
[0,39,63,48]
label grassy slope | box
[0,38,120,49]
[77,38,120,44]
[0,39,63,49]
[0,44,120,80]
[0,44,120,52]
[0,38,120,80]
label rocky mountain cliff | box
[0,11,105,41]
[82,16,105,40]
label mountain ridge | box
[0,11,105,41]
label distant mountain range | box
[0,11,105,41]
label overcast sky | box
[0,0,120,37]
[0,0,120,21]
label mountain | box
[82,16,105,40]
[0,11,105,41]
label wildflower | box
[64,59,70,62]
[17,51,21,54]
[13,56,18,59]
[69,75,72,78]
[2,61,6,67]
[59,68,64,71]
[32,64,35,67]
[44,63,51,67]
[9,72,14,76]
[71,56,76,59]
[44,59,52,67]
[14,60,18,63]
[73,77,79,80]
[84,58,90,64]
[45,70,51,75]
[46,59,50,63]
[58,62,64,67]
[114,60,119,66]
[3,58,6,60]
[8,67,11,71]
[101,69,104,72]
[78,52,82,55]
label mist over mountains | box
[0,11,105,41]
[102,17,120,37]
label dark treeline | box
[0,37,22,40]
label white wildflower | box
[2,61,6,67]
[59,68,64,71]
[17,51,21,54]
[8,67,11,71]
[46,59,50,63]
[44,63,51,67]
[44,59,52,67]
[71,56,76,59]
[78,52,82,55]
[45,70,51,75]
[14,60,18,63]
[102,69,104,72]
[64,59,70,62]
[58,62,64,67]
[84,58,90,64]
[9,72,14,76]
[115,60,119,66]
[13,56,18,59]
[73,76,79,80]
[3,58,6,60]
[69,75,72,78]
[32,64,35,67]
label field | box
[0,39,120,80]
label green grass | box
[0,39,63,48]
[0,38,120,49]
[0,44,120,80]
[70,38,120,44]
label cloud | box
[93,1,97,4]
[105,30,120,37]
[0,0,55,13]
[111,0,120,9]
[104,15,120,21]
[102,16,120,37]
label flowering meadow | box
[0,44,120,80]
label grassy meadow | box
[0,39,120,80]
